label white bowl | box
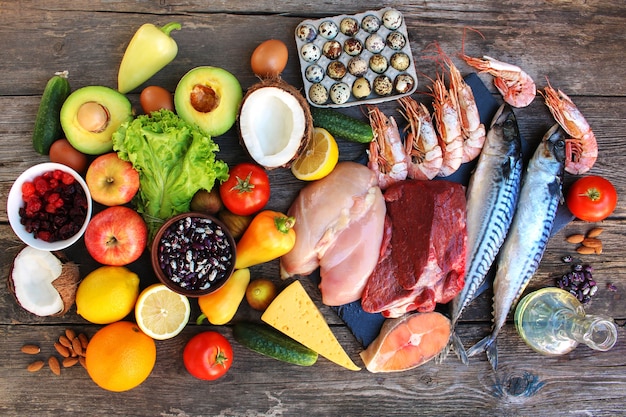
[7,162,92,251]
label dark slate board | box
[331,73,574,349]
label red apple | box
[84,206,147,266]
[86,152,140,206]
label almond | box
[586,227,604,238]
[65,328,77,341]
[582,237,603,248]
[595,245,603,255]
[78,333,89,350]
[62,357,79,368]
[576,246,596,255]
[58,335,72,348]
[78,356,87,369]
[565,234,585,244]
[54,342,71,358]
[27,360,45,372]
[21,344,40,355]
[48,356,61,376]
[72,337,83,356]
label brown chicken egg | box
[49,138,90,174]
[140,86,174,114]
[251,39,289,78]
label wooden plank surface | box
[2,1,626,415]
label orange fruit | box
[85,321,156,392]
[359,311,451,373]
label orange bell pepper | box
[197,268,250,325]
[234,210,296,269]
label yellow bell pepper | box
[234,210,296,270]
[197,268,250,325]
[117,22,181,94]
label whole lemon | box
[86,321,156,392]
[76,266,140,324]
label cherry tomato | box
[220,163,270,216]
[250,39,289,78]
[566,175,618,222]
[183,331,233,381]
[140,86,174,114]
[49,138,89,174]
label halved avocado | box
[174,66,243,137]
[61,86,133,155]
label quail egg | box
[296,23,317,42]
[318,20,339,39]
[305,64,325,83]
[301,43,321,63]
[390,52,411,71]
[361,15,381,33]
[394,74,415,94]
[352,77,371,99]
[343,38,363,56]
[309,83,329,105]
[365,33,385,54]
[373,75,394,96]
[340,17,359,36]
[382,9,403,30]
[369,54,389,74]
[327,61,347,80]
[347,56,368,77]
[323,40,342,59]
[329,82,351,104]
[386,31,406,50]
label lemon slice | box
[135,284,191,340]
[291,127,339,181]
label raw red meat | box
[361,180,467,318]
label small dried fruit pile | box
[19,169,89,242]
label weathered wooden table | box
[2,1,626,416]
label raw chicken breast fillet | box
[280,162,386,306]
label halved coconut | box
[7,246,80,317]
[238,78,312,169]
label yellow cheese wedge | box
[261,280,361,371]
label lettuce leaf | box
[112,109,229,239]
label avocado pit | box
[77,101,110,133]
[190,84,220,114]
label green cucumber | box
[232,321,318,366]
[310,106,374,143]
[32,71,71,155]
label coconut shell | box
[7,247,81,317]
[238,77,313,169]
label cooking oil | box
[514,287,617,356]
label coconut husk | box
[238,77,313,169]
[7,247,81,317]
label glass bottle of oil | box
[514,287,618,356]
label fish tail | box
[451,331,469,365]
[467,334,499,370]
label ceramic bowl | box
[151,212,236,297]
[7,162,92,251]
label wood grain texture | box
[1,1,626,415]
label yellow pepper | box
[197,268,250,325]
[234,210,296,270]
[117,22,181,94]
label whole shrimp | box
[540,80,597,175]
[446,56,486,163]
[462,55,536,108]
[367,105,408,189]
[398,96,443,180]
[431,74,464,177]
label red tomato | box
[566,175,618,222]
[220,163,270,216]
[140,86,174,114]
[183,331,233,381]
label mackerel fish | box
[443,103,523,364]
[467,123,566,370]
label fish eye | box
[555,139,566,149]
